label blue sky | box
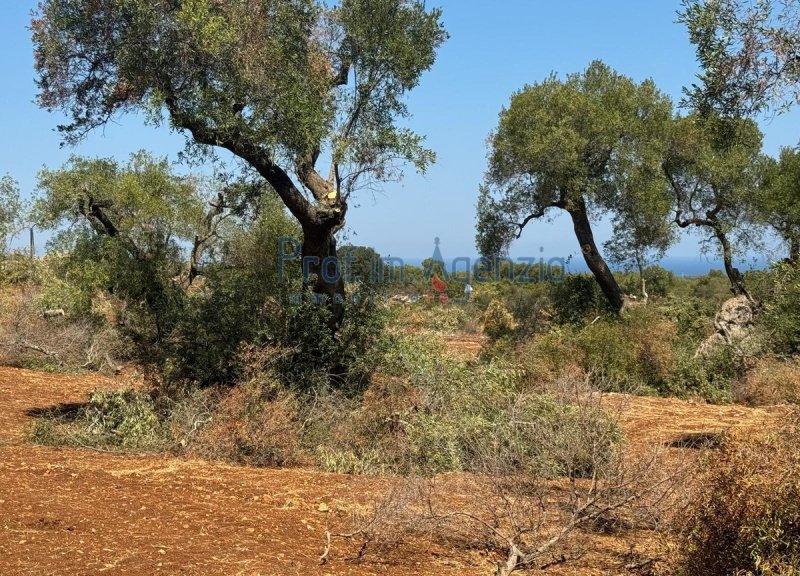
[1,1,798,266]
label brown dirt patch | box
[0,366,791,575]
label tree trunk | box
[789,235,800,267]
[712,226,749,298]
[301,220,346,330]
[567,199,624,313]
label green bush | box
[312,333,623,477]
[550,274,609,324]
[523,307,678,395]
[482,298,518,341]
[575,319,643,390]
[82,390,162,447]
[31,389,163,450]
[666,347,736,402]
[662,294,717,346]
[760,263,800,355]
[264,285,388,395]
[494,282,552,336]
[467,393,622,478]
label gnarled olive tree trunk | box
[301,209,347,330]
[568,197,624,313]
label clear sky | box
[1,1,798,265]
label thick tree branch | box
[514,199,566,238]
[164,97,316,226]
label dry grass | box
[671,411,800,576]
[734,356,800,405]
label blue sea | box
[395,255,771,277]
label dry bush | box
[420,394,681,576]
[311,374,421,475]
[628,311,678,386]
[0,284,121,372]
[190,348,304,466]
[321,387,685,576]
[517,330,587,387]
[320,479,434,566]
[734,357,800,405]
[673,411,800,576]
[483,298,518,341]
[517,307,684,397]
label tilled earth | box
[0,366,791,575]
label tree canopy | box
[476,61,674,312]
[663,115,765,296]
[32,0,447,323]
[0,176,23,255]
[680,0,800,116]
[757,145,800,264]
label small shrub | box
[666,346,737,403]
[576,319,643,391]
[482,298,517,341]
[470,393,622,478]
[264,286,388,395]
[734,357,800,405]
[315,333,623,477]
[760,263,800,355]
[550,274,608,324]
[517,328,586,387]
[31,389,164,450]
[81,389,161,447]
[500,283,552,335]
[571,308,677,394]
[192,382,301,467]
[620,266,675,299]
[661,294,717,346]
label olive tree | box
[758,145,800,265]
[32,0,446,328]
[680,0,800,117]
[34,153,208,362]
[0,176,24,257]
[476,61,674,313]
[662,115,765,297]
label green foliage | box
[166,192,301,385]
[619,265,675,299]
[33,153,203,369]
[0,175,24,255]
[32,0,446,194]
[680,0,800,116]
[31,389,162,450]
[482,298,517,341]
[338,244,383,286]
[667,347,737,402]
[316,333,622,477]
[474,281,552,336]
[550,274,608,324]
[476,60,674,265]
[83,390,161,447]
[575,319,644,390]
[664,114,765,296]
[759,263,800,355]
[757,146,800,263]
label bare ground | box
[0,364,791,575]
